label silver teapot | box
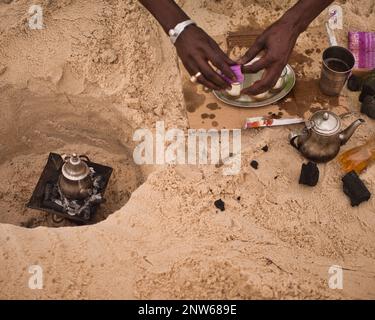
[289,111,365,163]
[58,154,93,200]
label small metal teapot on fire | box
[58,154,93,200]
[289,111,365,163]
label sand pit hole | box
[0,88,145,228]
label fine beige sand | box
[1,0,375,299]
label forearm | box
[139,0,190,34]
[281,0,334,33]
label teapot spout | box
[339,119,365,146]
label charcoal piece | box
[81,207,91,220]
[347,74,362,92]
[361,95,375,119]
[299,162,319,187]
[359,80,375,102]
[261,145,269,152]
[250,160,259,170]
[214,199,225,211]
[342,171,371,207]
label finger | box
[210,54,237,82]
[197,73,221,91]
[237,39,264,65]
[210,39,237,66]
[185,62,221,91]
[197,58,231,89]
[209,39,237,66]
[242,55,272,73]
[241,64,283,95]
[208,42,237,81]
[222,53,236,66]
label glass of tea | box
[319,46,355,96]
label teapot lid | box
[310,111,341,135]
[61,154,91,181]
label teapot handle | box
[60,154,91,163]
[289,132,301,150]
[61,154,70,162]
[79,155,91,163]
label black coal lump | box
[342,171,371,207]
[214,199,225,211]
[347,74,362,92]
[261,145,269,152]
[361,95,375,119]
[250,160,259,170]
[299,162,319,187]
[359,81,375,102]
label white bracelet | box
[168,19,196,44]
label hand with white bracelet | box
[139,0,236,90]
[174,25,237,90]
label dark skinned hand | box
[238,18,301,95]
[175,25,236,90]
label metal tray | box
[213,64,296,108]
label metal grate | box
[27,153,113,225]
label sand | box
[0,0,375,299]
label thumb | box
[237,41,263,65]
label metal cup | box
[319,46,355,96]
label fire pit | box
[27,153,113,225]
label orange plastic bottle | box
[339,138,375,174]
